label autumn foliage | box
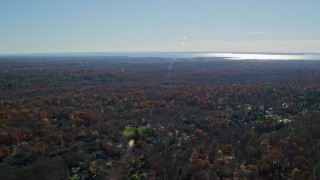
[0,57,320,179]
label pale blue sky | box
[1,0,320,53]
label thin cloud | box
[248,31,265,34]
[246,31,287,35]
[174,39,320,53]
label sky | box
[0,0,320,54]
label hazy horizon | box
[1,51,320,60]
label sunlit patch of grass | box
[122,127,135,137]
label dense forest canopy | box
[0,57,320,179]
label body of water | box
[194,53,320,60]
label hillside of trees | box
[0,56,320,179]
